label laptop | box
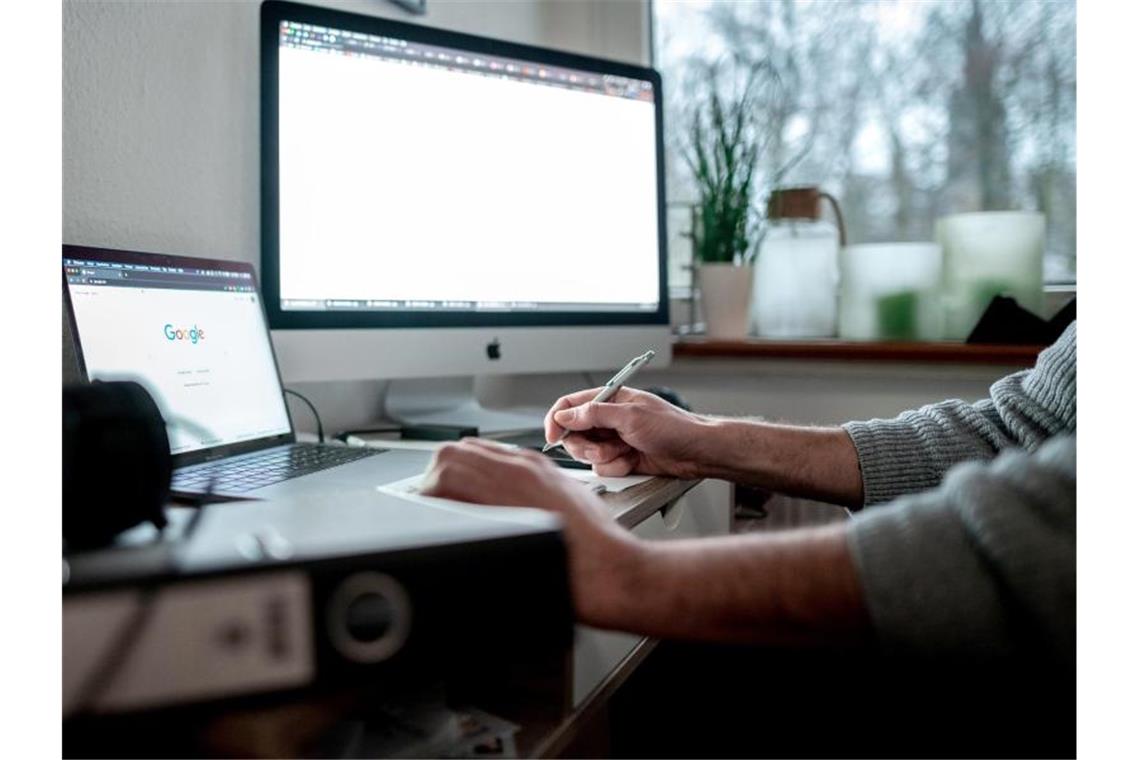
[63,245,427,500]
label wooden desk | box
[605,476,700,528]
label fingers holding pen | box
[553,400,631,434]
[544,387,603,443]
[562,433,632,465]
[592,451,638,477]
[545,387,647,443]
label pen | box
[543,349,656,452]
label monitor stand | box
[381,377,545,434]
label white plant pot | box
[698,263,754,339]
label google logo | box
[164,324,205,344]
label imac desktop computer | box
[261,1,670,431]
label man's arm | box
[608,436,1075,655]
[848,435,1075,661]
[842,322,1076,505]
[600,523,872,646]
[693,420,864,507]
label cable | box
[68,584,160,717]
[66,469,218,718]
[284,388,324,443]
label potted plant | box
[683,69,764,339]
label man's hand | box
[421,438,644,628]
[544,387,712,478]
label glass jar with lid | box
[752,187,844,338]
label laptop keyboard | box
[171,444,383,494]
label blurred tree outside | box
[655,0,1076,287]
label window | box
[653,0,1076,287]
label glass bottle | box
[752,187,844,338]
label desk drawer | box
[654,478,732,540]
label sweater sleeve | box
[847,435,1075,661]
[842,323,1076,505]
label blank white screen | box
[277,45,661,307]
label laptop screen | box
[64,252,292,456]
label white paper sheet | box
[557,469,654,493]
[375,476,560,528]
[382,468,653,499]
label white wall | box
[63,0,647,262]
[63,0,1015,434]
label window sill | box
[672,338,1045,366]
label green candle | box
[876,290,919,340]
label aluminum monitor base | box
[382,376,545,434]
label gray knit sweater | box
[842,323,1075,660]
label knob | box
[326,572,411,663]
[345,592,395,642]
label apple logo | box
[486,338,501,360]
